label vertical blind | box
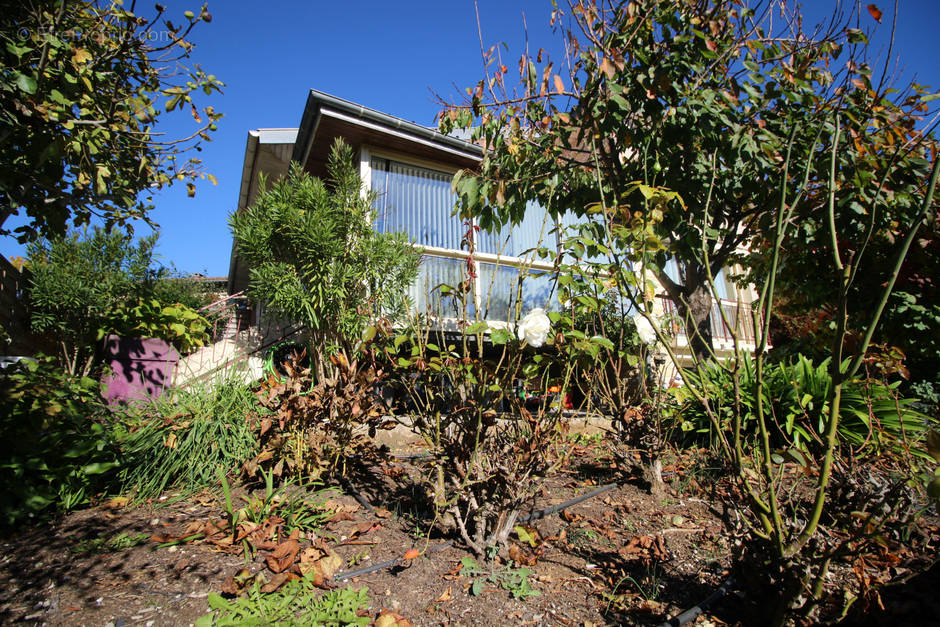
[371,157,463,250]
[476,200,557,258]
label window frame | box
[362,146,562,323]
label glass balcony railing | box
[659,297,759,344]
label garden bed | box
[1,437,936,626]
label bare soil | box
[1,439,937,626]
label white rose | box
[632,313,658,345]
[517,308,551,348]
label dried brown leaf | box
[265,538,299,574]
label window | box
[409,255,476,319]
[369,153,563,323]
[371,157,462,250]
[476,200,556,258]
[477,264,562,322]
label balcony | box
[659,297,759,345]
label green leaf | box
[16,73,37,94]
[464,321,489,335]
[49,89,72,106]
[490,328,513,345]
[6,42,32,58]
[165,94,182,111]
[514,525,537,547]
[207,592,232,610]
[846,29,868,44]
[193,613,214,627]
[589,335,615,351]
[471,580,484,596]
[82,461,119,475]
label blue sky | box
[2,0,938,276]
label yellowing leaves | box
[71,48,92,65]
[95,164,110,195]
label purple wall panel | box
[100,335,179,404]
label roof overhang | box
[236,128,298,214]
[292,89,482,176]
[228,128,298,294]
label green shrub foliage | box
[27,228,161,375]
[670,354,935,458]
[229,138,420,379]
[0,357,120,525]
[99,297,210,355]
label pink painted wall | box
[100,335,179,404]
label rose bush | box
[517,308,551,348]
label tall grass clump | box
[119,377,261,501]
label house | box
[228,90,569,326]
[214,89,759,384]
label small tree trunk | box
[645,457,667,502]
[667,281,714,363]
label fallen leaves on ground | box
[375,609,413,627]
[617,534,668,565]
[265,533,300,573]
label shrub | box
[669,354,935,458]
[555,226,671,498]
[98,297,211,355]
[242,347,391,484]
[152,273,221,311]
[0,357,120,524]
[119,378,258,501]
[27,228,161,375]
[386,301,589,556]
[229,139,420,380]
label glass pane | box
[714,268,729,300]
[478,263,562,322]
[410,255,475,319]
[371,158,462,250]
[664,258,682,285]
[479,263,517,322]
[477,200,556,258]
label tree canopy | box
[439,0,938,362]
[1,0,223,243]
[27,227,160,375]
